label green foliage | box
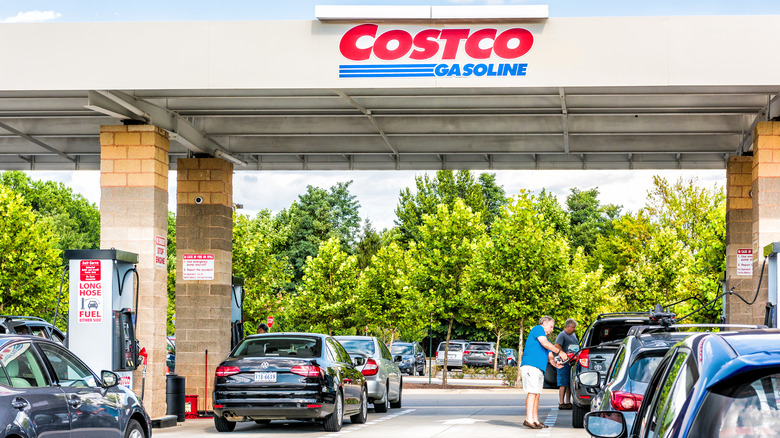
[356,219,382,270]
[0,186,62,318]
[233,210,292,335]
[0,171,99,251]
[166,211,176,335]
[290,237,359,335]
[567,187,621,255]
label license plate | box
[448,354,456,358]
[255,372,277,383]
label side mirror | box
[394,355,403,362]
[584,411,627,438]
[567,344,580,354]
[578,371,600,387]
[101,370,119,388]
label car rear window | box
[338,339,376,356]
[233,336,320,358]
[391,345,413,355]
[466,343,491,351]
[628,355,664,382]
[589,323,638,346]
[438,343,464,352]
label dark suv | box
[571,312,652,427]
[0,315,66,344]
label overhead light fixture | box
[214,149,248,167]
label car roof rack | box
[628,323,767,336]
[596,312,649,320]
[1,315,51,324]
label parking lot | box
[155,388,588,438]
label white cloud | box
[3,10,62,23]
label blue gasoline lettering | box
[434,63,528,77]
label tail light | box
[486,351,495,356]
[578,348,590,368]
[291,365,324,378]
[611,391,643,411]
[215,366,240,377]
[463,351,471,355]
[362,358,379,376]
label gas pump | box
[64,249,142,388]
[762,243,779,328]
[230,276,244,350]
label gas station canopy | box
[1,12,779,171]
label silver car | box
[335,336,402,412]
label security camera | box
[195,196,204,205]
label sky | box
[3,0,764,229]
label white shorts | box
[521,365,544,394]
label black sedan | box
[0,334,151,438]
[212,333,368,432]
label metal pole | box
[428,325,432,384]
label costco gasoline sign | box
[339,24,534,78]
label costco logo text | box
[339,24,533,78]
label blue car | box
[584,328,780,438]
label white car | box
[435,340,469,370]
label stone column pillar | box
[725,156,754,324]
[749,121,780,325]
[175,158,233,413]
[100,124,170,418]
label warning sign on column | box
[79,260,103,323]
[737,249,753,276]
[182,254,215,280]
[155,235,167,268]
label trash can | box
[166,374,186,422]
[185,395,199,419]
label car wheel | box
[572,402,586,428]
[214,415,236,433]
[390,382,402,409]
[323,390,343,432]
[125,419,145,438]
[373,383,390,413]
[350,386,368,424]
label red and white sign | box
[78,260,103,323]
[737,249,753,276]
[155,235,167,268]
[182,254,215,280]
[339,24,534,61]
[267,316,274,328]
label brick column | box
[175,158,233,412]
[100,125,169,417]
[725,156,754,324]
[748,121,780,325]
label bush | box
[502,366,518,387]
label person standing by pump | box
[520,315,569,429]
[554,318,578,410]
[256,323,268,334]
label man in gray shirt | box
[554,318,578,409]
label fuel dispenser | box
[230,276,244,349]
[64,249,141,387]
[762,243,779,328]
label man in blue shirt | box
[520,316,569,429]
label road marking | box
[440,418,486,425]
[536,407,558,436]
[318,409,415,438]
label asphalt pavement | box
[153,388,589,438]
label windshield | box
[391,345,413,355]
[338,339,375,356]
[689,372,780,437]
[466,343,491,351]
[233,336,320,358]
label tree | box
[290,237,359,335]
[0,171,99,251]
[395,170,501,244]
[359,241,428,345]
[166,211,176,335]
[566,188,621,255]
[233,210,292,334]
[356,219,382,270]
[478,173,507,228]
[410,199,484,384]
[462,193,571,371]
[0,185,61,318]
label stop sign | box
[267,316,274,327]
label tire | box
[323,390,343,432]
[544,363,558,389]
[214,415,236,433]
[350,386,368,424]
[572,402,586,429]
[125,419,145,438]
[390,382,402,409]
[373,383,390,413]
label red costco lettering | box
[339,25,533,61]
